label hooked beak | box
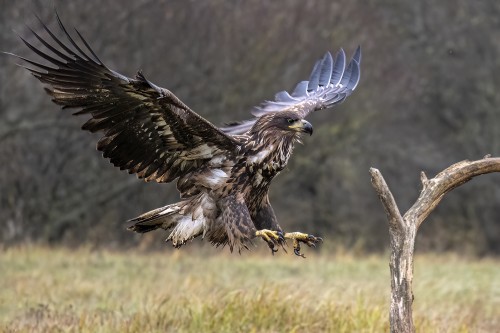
[289,119,313,136]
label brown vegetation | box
[1,247,499,332]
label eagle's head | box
[250,111,313,138]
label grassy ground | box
[1,246,499,332]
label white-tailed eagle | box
[8,13,361,256]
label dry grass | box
[0,246,499,332]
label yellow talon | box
[283,232,323,258]
[255,230,321,257]
[255,229,285,255]
[256,229,279,241]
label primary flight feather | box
[10,13,361,256]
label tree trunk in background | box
[370,157,500,333]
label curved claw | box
[304,234,323,247]
[293,245,306,258]
[277,231,286,243]
[267,241,278,255]
[277,231,288,253]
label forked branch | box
[370,157,500,333]
[405,158,500,228]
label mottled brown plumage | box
[9,13,361,255]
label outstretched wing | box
[10,13,240,183]
[220,47,361,135]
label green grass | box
[1,246,499,332]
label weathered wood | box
[370,168,415,333]
[370,157,500,333]
[405,158,500,229]
[369,168,404,230]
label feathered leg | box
[209,194,257,252]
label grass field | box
[1,246,499,332]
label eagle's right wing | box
[9,13,240,184]
[221,47,361,135]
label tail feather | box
[128,223,162,233]
[127,204,180,233]
[127,195,212,248]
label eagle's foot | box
[255,229,286,255]
[284,232,323,258]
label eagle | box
[9,14,361,256]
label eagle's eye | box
[286,118,296,124]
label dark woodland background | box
[1,0,499,255]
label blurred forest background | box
[1,0,499,255]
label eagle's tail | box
[127,204,181,233]
[127,194,212,247]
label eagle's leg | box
[283,232,323,258]
[255,229,286,254]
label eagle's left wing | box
[220,47,361,135]
[8,14,240,184]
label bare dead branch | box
[405,158,500,229]
[369,167,404,230]
[370,157,500,333]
